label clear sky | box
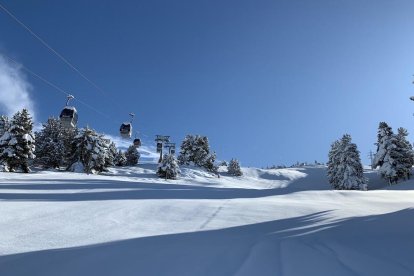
[1,0,414,167]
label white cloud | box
[0,54,36,120]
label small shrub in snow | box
[228,158,242,176]
[158,154,180,179]
[327,134,367,190]
[220,160,228,167]
[0,109,35,173]
[125,145,140,166]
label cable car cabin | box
[59,106,78,128]
[120,122,132,138]
[156,142,162,153]
[133,138,141,147]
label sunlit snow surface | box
[1,165,414,276]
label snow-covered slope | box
[1,165,414,276]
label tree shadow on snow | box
[1,209,414,276]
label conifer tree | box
[327,134,367,190]
[157,153,180,179]
[125,145,140,166]
[394,127,414,180]
[114,150,127,166]
[178,134,218,172]
[228,158,243,176]
[35,117,65,169]
[373,122,399,184]
[0,115,8,137]
[327,140,341,188]
[67,127,112,173]
[0,109,35,173]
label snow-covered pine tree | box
[0,115,8,171]
[327,140,341,188]
[0,109,35,173]
[228,158,242,176]
[34,117,66,169]
[103,140,117,168]
[338,134,366,190]
[67,127,112,174]
[394,127,414,180]
[327,134,366,190]
[220,160,228,167]
[372,122,399,184]
[125,145,140,166]
[0,115,8,137]
[157,153,180,179]
[114,150,127,166]
[178,134,217,172]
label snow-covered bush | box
[178,134,218,172]
[228,158,242,176]
[67,127,114,174]
[157,154,180,179]
[327,134,367,190]
[0,109,35,173]
[125,145,140,166]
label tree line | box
[0,109,243,179]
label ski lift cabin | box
[120,122,132,138]
[60,106,78,128]
[59,95,78,128]
[120,113,135,139]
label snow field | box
[1,164,414,275]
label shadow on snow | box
[1,209,414,276]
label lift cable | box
[0,2,126,113]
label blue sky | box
[1,0,414,167]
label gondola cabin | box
[120,122,132,138]
[59,106,78,128]
[133,138,141,147]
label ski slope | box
[1,165,414,276]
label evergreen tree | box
[114,150,127,166]
[228,158,243,176]
[373,122,399,184]
[0,109,35,173]
[394,127,414,180]
[67,127,112,173]
[327,134,367,190]
[125,145,140,166]
[0,115,8,137]
[327,140,341,188]
[34,117,65,169]
[178,134,217,172]
[157,153,180,179]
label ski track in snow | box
[1,165,414,275]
